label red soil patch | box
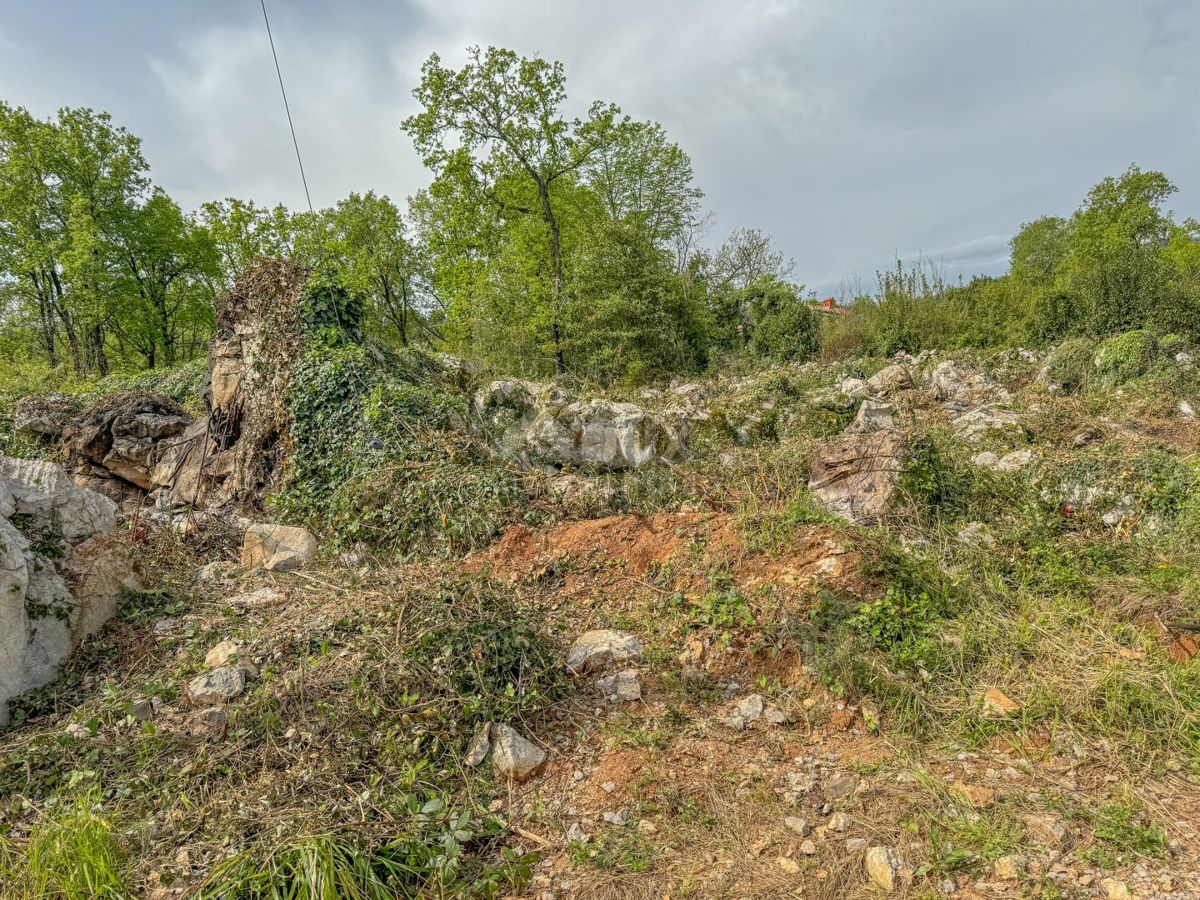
[472,512,863,599]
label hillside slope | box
[2,334,1200,899]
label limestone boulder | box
[0,456,118,542]
[187,666,245,704]
[241,523,318,572]
[846,399,896,434]
[12,394,80,438]
[808,429,907,524]
[67,394,192,490]
[930,360,1009,405]
[524,400,688,470]
[478,381,690,471]
[1,457,140,730]
[566,630,645,675]
[865,365,912,397]
[490,723,548,782]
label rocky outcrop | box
[478,381,688,471]
[12,394,81,438]
[241,523,318,572]
[153,260,308,511]
[1,457,142,730]
[67,393,192,490]
[930,360,1009,406]
[846,399,896,434]
[808,429,907,524]
[865,365,912,397]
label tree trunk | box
[28,271,58,366]
[87,323,109,376]
[537,181,566,375]
[48,268,82,374]
[385,278,408,347]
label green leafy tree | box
[197,198,298,286]
[706,228,795,353]
[742,276,820,362]
[1010,216,1070,288]
[567,218,709,383]
[103,190,219,367]
[326,192,432,347]
[1057,165,1177,336]
[403,46,622,373]
[584,120,703,247]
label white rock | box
[0,456,117,542]
[837,377,868,398]
[932,361,1008,404]
[1179,400,1196,420]
[597,669,642,703]
[187,666,245,704]
[602,808,629,826]
[1,459,138,731]
[490,723,547,782]
[970,451,1000,469]
[846,399,896,434]
[1102,494,1136,528]
[995,449,1034,472]
[566,630,644,675]
[723,692,770,729]
[240,524,318,572]
[865,846,901,891]
[492,391,689,470]
[464,722,492,766]
[865,365,912,396]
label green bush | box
[1093,329,1157,386]
[406,579,569,727]
[899,435,984,525]
[279,345,525,558]
[1041,336,1097,394]
[744,277,821,362]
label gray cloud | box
[1,0,1196,293]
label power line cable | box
[260,0,314,214]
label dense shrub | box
[1093,329,1157,386]
[1041,336,1098,394]
[279,345,526,558]
[743,277,821,362]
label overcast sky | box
[2,0,1197,294]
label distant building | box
[808,296,843,315]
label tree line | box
[0,47,818,386]
[3,46,1198,387]
[826,165,1200,357]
